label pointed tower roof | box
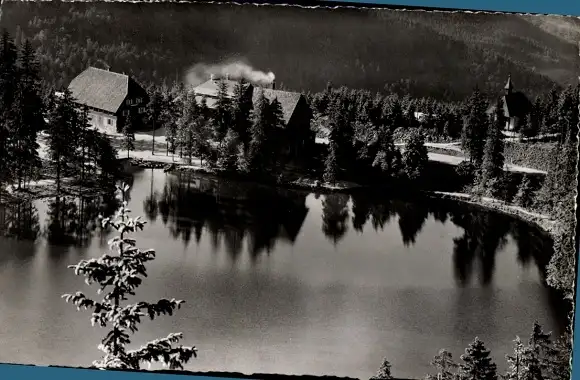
[504,75,514,92]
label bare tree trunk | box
[152,120,156,156]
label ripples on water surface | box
[0,168,568,379]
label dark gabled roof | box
[486,92,531,118]
[503,91,531,117]
[193,79,252,99]
[191,79,305,126]
[68,67,130,114]
[252,88,303,125]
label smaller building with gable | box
[66,66,150,134]
[486,75,532,132]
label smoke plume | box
[185,60,275,87]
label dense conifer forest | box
[1,1,580,101]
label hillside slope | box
[1,1,579,100]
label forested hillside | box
[1,1,579,101]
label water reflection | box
[0,192,119,250]
[0,169,567,378]
[152,172,310,260]
[0,172,556,291]
[145,173,554,289]
[321,194,349,245]
[0,199,40,240]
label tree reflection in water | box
[151,172,554,285]
[321,193,350,245]
[154,172,310,261]
[1,170,555,290]
[44,193,119,248]
[0,198,41,241]
[349,192,553,288]
[439,200,549,288]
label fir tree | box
[213,78,232,142]
[541,85,560,135]
[93,132,121,191]
[549,329,572,380]
[556,86,577,144]
[146,89,164,155]
[248,89,273,175]
[519,322,554,380]
[479,98,505,194]
[46,88,77,195]
[504,337,525,380]
[323,145,339,185]
[217,129,241,172]
[122,119,136,160]
[461,88,489,167]
[10,40,44,189]
[176,93,198,163]
[162,92,179,157]
[73,105,93,186]
[372,125,401,179]
[521,98,541,139]
[0,30,19,189]
[268,97,285,171]
[426,349,459,380]
[513,175,534,208]
[459,337,497,380]
[371,358,394,380]
[327,94,356,178]
[314,81,333,114]
[62,183,197,370]
[402,129,428,180]
[381,96,405,132]
[231,78,253,152]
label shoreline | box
[4,156,561,237]
[423,191,558,236]
[2,155,567,300]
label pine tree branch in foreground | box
[62,182,197,371]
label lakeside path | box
[35,129,549,175]
[315,137,547,175]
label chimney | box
[225,73,230,81]
[271,79,276,90]
[210,74,216,81]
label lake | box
[0,168,568,379]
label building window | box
[138,107,146,114]
[126,99,132,106]
[122,110,129,117]
[136,97,142,104]
[107,118,112,126]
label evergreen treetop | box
[63,183,197,370]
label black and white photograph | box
[0,1,577,379]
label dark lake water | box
[0,168,568,379]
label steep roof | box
[252,88,302,125]
[68,67,130,114]
[192,79,304,126]
[193,79,251,98]
[503,92,531,117]
[487,75,531,118]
